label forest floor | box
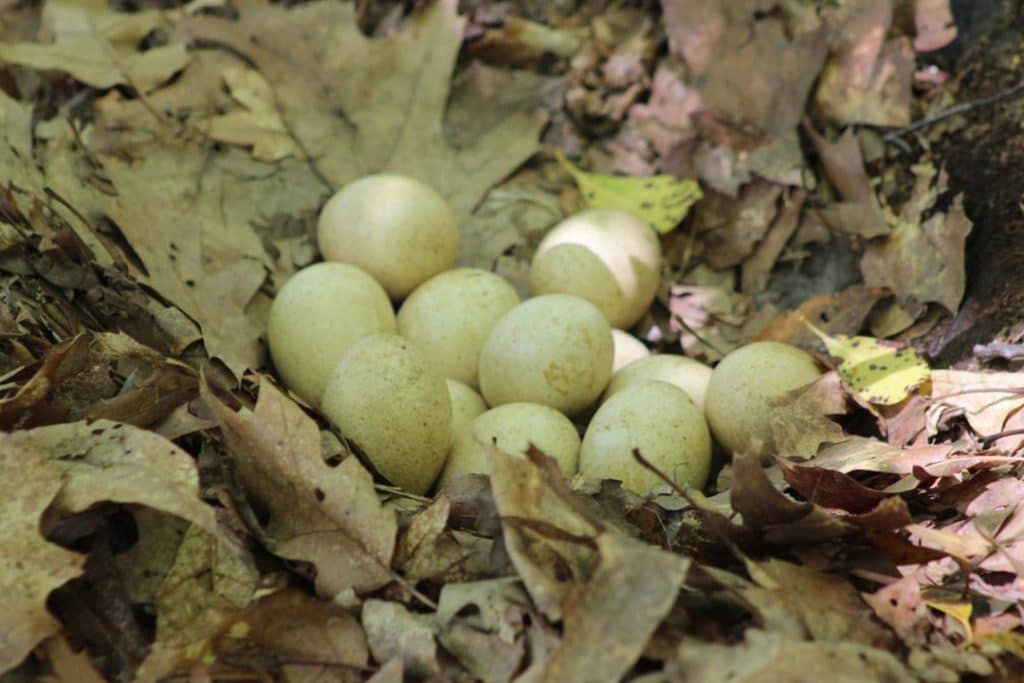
[2,1,1024,681]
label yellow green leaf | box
[803,318,930,406]
[977,630,1024,659]
[923,599,973,644]
[555,150,702,234]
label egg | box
[580,381,711,494]
[317,174,459,299]
[478,294,614,416]
[611,329,651,372]
[321,334,451,494]
[397,269,520,388]
[603,354,713,411]
[436,402,580,487]
[703,341,822,457]
[266,262,395,406]
[447,379,487,441]
[530,209,661,328]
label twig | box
[980,428,1024,449]
[883,81,1024,144]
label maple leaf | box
[184,0,546,251]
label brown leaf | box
[696,181,782,269]
[812,437,1019,478]
[662,2,827,136]
[0,441,84,674]
[490,445,600,621]
[730,453,854,544]
[539,532,689,683]
[815,2,914,126]
[778,461,889,514]
[768,372,849,458]
[930,370,1024,448]
[394,494,494,582]
[25,420,214,527]
[361,600,439,679]
[435,579,530,683]
[670,629,915,682]
[740,188,806,294]
[756,285,888,348]
[861,179,972,314]
[203,375,396,597]
[185,0,545,244]
[727,556,896,644]
[139,588,368,683]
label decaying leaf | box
[185,0,546,229]
[0,440,84,674]
[203,375,397,597]
[555,150,702,233]
[670,629,915,682]
[805,321,931,406]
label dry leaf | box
[362,600,439,678]
[670,629,915,682]
[203,375,396,597]
[0,0,191,92]
[186,0,546,234]
[815,2,914,126]
[0,441,84,674]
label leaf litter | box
[1,0,1023,681]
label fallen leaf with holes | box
[202,375,396,597]
[555,151,702,233]
[805,321,930,406]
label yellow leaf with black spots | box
[803,319,930,406]
[555,151,702,234]
[923,599,973,644]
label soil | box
[916,1,1024,365]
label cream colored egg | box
[447,379,487,442]
[317,174,459,299]
[580,381,711,494]
[267,262,395,406]
[530,209,661,328]
[703,341,821,457]
[437,402,581,487]
[478,294,613,416]
[321,334,451,495]
[398,269,520,388]
[611,329,650,372]
[604,354,713,411]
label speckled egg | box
[321,334,451,494]
[437,402,581,487]
[398,269,520,388]
[703,341,821,457]
[580,381,712,494]
[604,354,713,411]
[267,262,395,407]
[478,294,613,416]
[530,209,661,328]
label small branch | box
[883,81,1024,144]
